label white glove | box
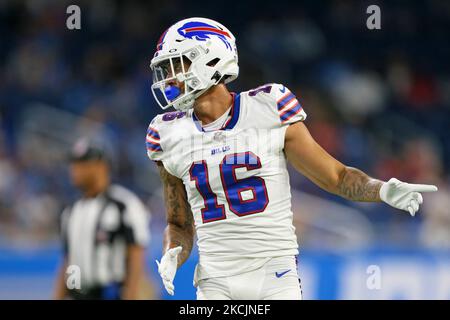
[380,178,438,216]
[156,246,182,296]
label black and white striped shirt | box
[60,184,150,289]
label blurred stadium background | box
[0,0,449,299]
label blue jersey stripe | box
[280,103,302,122]
[222,93,241,130]
[147,128,161,140]
[146,141,162,152]
[277,93,295,111]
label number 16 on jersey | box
[189,152,269,223]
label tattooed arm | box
[336,167,383,202]
[157,162,195,267]
[284,122,383,202]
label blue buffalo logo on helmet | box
[177,21,232,50]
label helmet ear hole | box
[211,70,222,82]
[207,58,220,67]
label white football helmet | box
[150,17,239,111]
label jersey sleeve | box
[271,83,307,126]
[145,116,164,162]
[122,197,151,247]
[59,206,71,255]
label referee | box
[53,138,151,300]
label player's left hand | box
[379,178,438,216]
[156,246,182,296]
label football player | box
[147,18,437,300]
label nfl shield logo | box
[213,131,226,143]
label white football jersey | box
[146,83,307,281]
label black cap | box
[68,137,110,163]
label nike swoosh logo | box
[279,86,286,93]
[275,269,291,278]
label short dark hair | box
[68,138,110,163]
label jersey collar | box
[192,92,241,132]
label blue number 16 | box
[189,152,269,223]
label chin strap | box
[173,86,211,111]
[172,73,225,111]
